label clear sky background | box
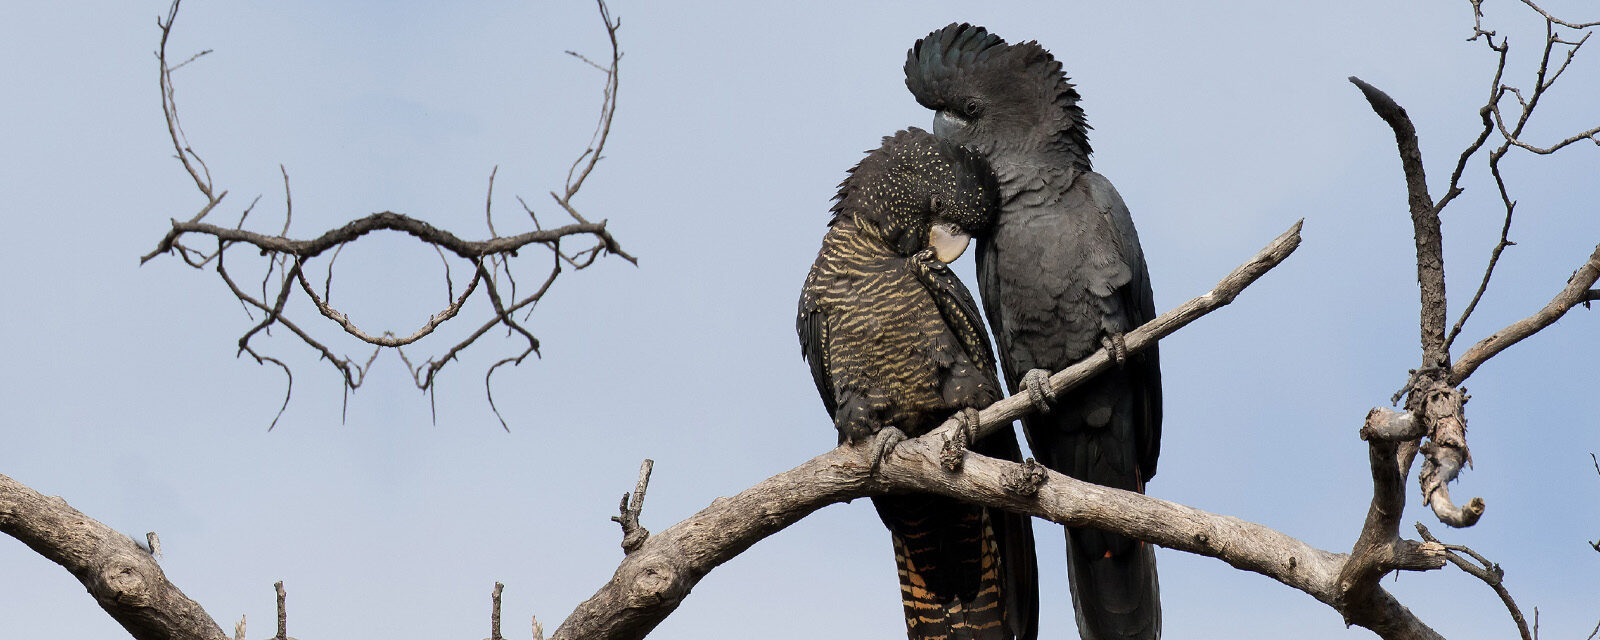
[2,1,1597,638]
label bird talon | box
[869,426,908,474]
[1102,332,1128,366]
[958,407,980,441]
[1001,457,1049,496]
[1023,369,1055,413]
[940,408,980,471]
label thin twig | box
[611,459,654,554]
[1415,523,1530,640]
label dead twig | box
[1415,523,1530,640]
[611,459,655,554]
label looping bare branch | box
[143,0,632,425]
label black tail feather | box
[1065,527,1160,640]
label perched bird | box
[798,128,1039,640]
[906,25,1164,640]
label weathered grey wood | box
[0,473,228,640]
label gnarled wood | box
[0,474,227,640]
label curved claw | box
[870,426,908,474]
[1102,332,1128,365]
[941,408,981,471]
[1023,369,1055,414]
[957,407,980,442]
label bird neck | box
[989,151,1088,206]
[825,214,902,261]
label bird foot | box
[1102,332,1128,366]
[1001,457,1049,496]
[940,408,981,472]
[1023,369,1055,414]
[869,426,907,474]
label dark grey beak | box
[933,110,969,139]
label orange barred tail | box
[877,494,1018,640]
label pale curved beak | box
[929,224,971,263]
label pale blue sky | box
[2,1,1597,638]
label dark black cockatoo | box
[798,128,1039,640]
[905,25,1164,640]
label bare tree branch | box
[0,473,229,640]
[141,0,634,422]
[1449,8,1599,349]
[1451,242,1600,385]
[555,415,1445,640]
[1512,0,1600,29]
[611,459,654,555]
[270,581,289,640]
[1340,408,1444,611]
[1348,77,1448,370]
[488,582,506,640]
[1415,523,1531,640]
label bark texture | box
[0,474,228,640]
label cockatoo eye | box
[963,98,982,118]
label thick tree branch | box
[1342,409,1442,607]
[553,417,1444,640]
[0,473,228,640]
[1348,76,1448,371]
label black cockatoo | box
[906,25,1164,640]
[798,128,1039,640]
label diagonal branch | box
[552,221,1328,639]
[0,473,229,640]
[941,219,1302,444]
[1514,0,1600,29]
[1415,522,1531,640]
[554,411,1442,640]
[1451,242,1600,385]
